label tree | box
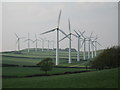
[36,58,54,74]
[91,46,120,70]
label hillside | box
[1,48,104,66]
[3,68,118,88]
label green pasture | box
[2,56,92,66]
[2,49,96,61]
[2,67,91,76]
[2,50,88,66]
[2,68,118,88]
[2,56,40,66]
[1,49,118,88]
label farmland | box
[3,68,118,88]
[3,67,91,77]
[1,49,118,88]
[2,49,91,66]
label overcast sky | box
[1,2,118,51]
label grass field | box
[2,56,40,66]
[2,67,90,76]
[2,68,118,88]
[2,50,89,66]
[2,49,116,88]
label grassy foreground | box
[3,68,118,88]
[3,67,88,76]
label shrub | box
[36,58,54,74]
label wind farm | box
[2,2,118,88]
[13,10,101,65]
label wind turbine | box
[78,30,87,60]
[92,36,102,57]
[40,10,67,65]
[24,33,33,53]
[39,37,46,52]
[91,39,94,58]
[86,32,93,59]
[46,39,50,51]
[15,33,25,52]
[33,34,41,52]
[74,30,85,61]
[59,19,73,63]
[49,39,54,50]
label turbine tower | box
[15,33,25,52]
[74,30,85,61]
[91,39,94,58]
[86,32,93,59]
[33,34,41,52]
[78,30,87,60]
[46,39,50,51]
[68,19,72,63]
[92,36,102,57]
[40,10,67,65]
[24,33,33,53]
[59,19,74,63]
[49,39,54,50]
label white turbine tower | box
[24,33,33,53]
[68,19,72,63]
[40,10,67,65]
[78,30,87,60]
[59,19,73,63]
[86,32,93,59]
[15,33,25,52]
[92,36,102,57]
[91,39,94,58]
[33,34,41,52]
[74,30,85,61]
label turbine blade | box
[59,34,70,42]
[93,35,99,41]
[68,18,71,33]
[80,40,84,49]
[40,28,56,35]
[15,33,19,38]
[74,30,79,36]
[93,37,97,41]
[91,41,95,47]
[81,31,85,35]
[71,33,77,37]
[59,29,67,36]
[78,30,85,38]
[97,41,102,47]
[57,10,62,28]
